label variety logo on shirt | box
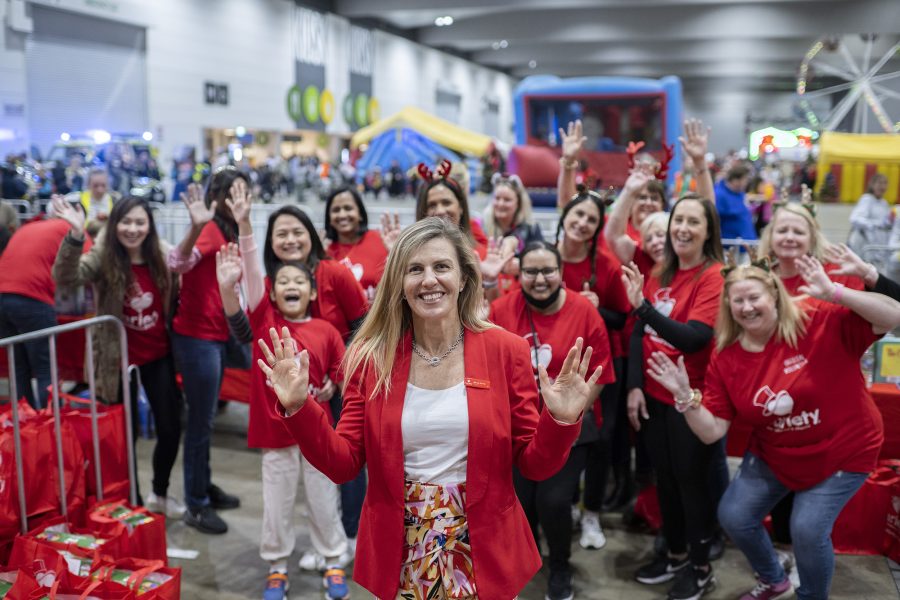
[752,385,795,417]
[645,287,676,347]
[753,384,821,433]
[524,333,552,371]
[124,281,159,331]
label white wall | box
[0,0,31,158]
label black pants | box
[330,389,366,538]
[583,358,623,512]
[126,354,184,498]
[514,444,588,572]
[643,397,716,566]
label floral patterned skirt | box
[398,480,477,599]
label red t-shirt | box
[122,265,169,366]
[490,291,614,405]
[642,262,724,403]
[779,262,863,296]
[327,230,387,302]
[470,220,488,259]
[172,222,229,341]
[310,259,368,341]
[0,219,93,305]
[704,300,883,490]
[561,248,631,357]
[248,300,344,449]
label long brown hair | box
[655,194,724,287]
[99,197,169,300]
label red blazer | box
[279,326,582,599]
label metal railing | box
[0,315,137,533]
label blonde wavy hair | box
[342,217,493,399]
[716,264,808,351]
[483,174,534,238]
[758,203,830,262]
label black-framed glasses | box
[521,267,560,280]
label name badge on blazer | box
[464,377,491,390]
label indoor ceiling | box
[332,0,900,91]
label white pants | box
[260,446,348,563]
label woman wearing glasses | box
[490,240,614,600]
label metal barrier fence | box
[0,315,137,533]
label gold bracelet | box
[559,157,578,170]
[674,388,702,413]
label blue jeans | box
[718,453,867,600]
[171,333,225,510]
[329,390,365,538]
[0,294,57,409]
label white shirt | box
[401,382,469,485]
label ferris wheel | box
[796,35,900,134]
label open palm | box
[558,120,587,161]
[257,326,309,414]
[540,338,603,424]
[380,213,402,252]
[679,118,709,164]
[181,183,216,227]
[51,195,85,236]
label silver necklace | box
[412,328,464,367]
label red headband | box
[417,159,452,183]
[626,141,674,181]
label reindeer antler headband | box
[626,141,675,181]
[417,159,452,183]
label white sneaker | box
[298,549,353,572]
[145,492,186,519]
[579,512,607,549]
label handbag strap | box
[124,559,165,590]
[77,579,104,600]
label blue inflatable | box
[355,127,461,176]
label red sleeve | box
[195,222,224,256]
[328,327,346,386]
[279,368,367,484]
[832,302,880,358]
[331,262,368,323]
[506,334,582,480]
[702,352,737,422]
[687,266,724,327]
[598,259,631,314]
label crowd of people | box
[0,117,899,600]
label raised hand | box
[622,168,653,196]
[580,281,599,308]
[824,242,872,280]
[558,120,587,161]
[540,337,604,424]
[50,195,85,238]
[621,262,645,309]
[627,388,649,431]
[480,237,514,283]
[181,183,216,228]
[646,351,691,400]
[796,254,836,300]
[215,243,242,290]
[257,326,309,415]
[679,118,710,165]
[380,212,402,252]
[225,178,252,225]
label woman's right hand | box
[622,169,653,197]
[50,195,85,239]
[380,212,402,252]
[181,183,215,229]
[558,120,587,161]
[621,262,645,309]
[258,326,309,415]
[215,243,242,290]
[627,388,649,431]
[225,178,252,225]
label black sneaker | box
[635,555,689,585]
[207,483,241,510]
[545,569,574,600]
[184,505,228,534]
[667,565,715,600]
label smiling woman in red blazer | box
[258,217,603,599]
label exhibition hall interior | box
[1,0,900,598]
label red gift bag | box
[90,558,180,600]
[88,503,166,564]
[10,517,127,567]
[833,465,900,555]
[7,535,98,590]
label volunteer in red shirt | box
[645,257,900,600]
[216,243,349,599]
[621,193,724,598]
[51,196,184,519]
[0,198,92,408]
[323,186,393,302]
[257,217,602,599]
[167,170,244,535]
[490,240,612,600]
[415,161,489,259]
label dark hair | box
[100,197,169,302]
[324,186,368,242]
[263,205,327,280]
[726,164,750,182]
[646,180,668,209]
[519,240,562,268]
[271,260,317,290]
[415,178,474,244]
[555,190,606,287]
[206,167,250,243]
[656,193,724,287]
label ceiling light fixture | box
[492,39,508,50]
[434,16,454,27]
[528,60,538,69]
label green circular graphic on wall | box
[303,85,320,123]
[320,89,335,125]
[354,94,369,127]
[286,85,303,122]
[343,95,355,125]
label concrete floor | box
[135,402,899,600]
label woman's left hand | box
[380,212,402,252]
[825,243,877,283]
[796,254,837,300]
[480,238,514,283]
[646,351,691,400]
[226,178,252,225]
[541,337,604,424]
[621,262,645,309]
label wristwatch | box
[674,388,702,413]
